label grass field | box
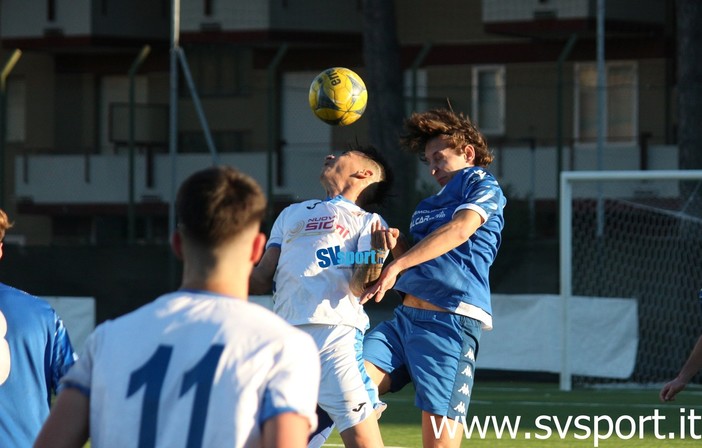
[323,381,702,447]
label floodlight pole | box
[556,34,577,180]
[596,0,605,173]
[128,44,151,245]
[168,0,180,287]
[0,49,22,210]
[594,0,606,240]
[265,44,288,231]
[176,48,219,165]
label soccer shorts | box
[363,305,482,418]
[300,324,382,433]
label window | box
[6,78,26,143]
[471,66,505,136]
[184,45,250,97]
[403,70,427,115]
[179,131,250,153]
[574,62,637,145]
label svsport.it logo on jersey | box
[316,245,385,268]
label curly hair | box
[0,208,13,241]
[400,108,494,167]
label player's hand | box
[371,221,390,251]
[659,378,686,402]
[360,261,401,304]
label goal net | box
[560,170,702,390]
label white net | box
[564,171,702,386]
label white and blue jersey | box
[268,195,384,332]
[268,196,387,438]
[60,290,320,448]
[394,166,505,329]
[0,283,76,447]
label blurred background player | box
[35,166,320,448]
[660,332,702,402]
[0,208,77,447]
[251,145,398,448]
[361,108,506,448]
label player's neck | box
[327,185,360,204]
[180,262,250,300]
[180,278,248,301]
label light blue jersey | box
[0,283,76,447]
[394,166,505,328]
[61,291,320,448]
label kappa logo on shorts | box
[464,348,475,362]
[453,401,467,415]
[352,402,367,413]
[462,365,473,378]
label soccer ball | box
[308,67,368,126]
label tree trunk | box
[677,0,702,169]
[362,0,416,232]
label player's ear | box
[0,242,3,261]
[251,232,266,265]
[170,231,184,260]
[353,168,373,179]
[463,144,475,164]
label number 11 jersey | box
[60,290,320,448]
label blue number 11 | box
[127,344,225,448]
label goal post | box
[560,170,702,391]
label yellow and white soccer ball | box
[308,67,368,126]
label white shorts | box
[300,324,380,433]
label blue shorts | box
[363,305,482,418]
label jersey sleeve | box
[267,206,289,249]
[455,170,505,224]
[50,311,77,393]
[59,324,102,397]
[258,329,320,432]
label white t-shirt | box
[61,290,320,448]
[268,196,384,331]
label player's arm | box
[51,313,78,393]
[360,209,482,304]
[660,334,702,402]
[261,412,313,448]
[350,221,398,296]
[249,246,280,295]
[34,388,89,448]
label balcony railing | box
[14,143,679,208]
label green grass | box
[323,381,702,447]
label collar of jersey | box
[177,288,241,301]
[325,194,356,206]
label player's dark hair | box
[176,166,266,247]
[400,108,494,167]
[0,208,13,241]
[346,144,394,207]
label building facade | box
[0,0,675,245]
